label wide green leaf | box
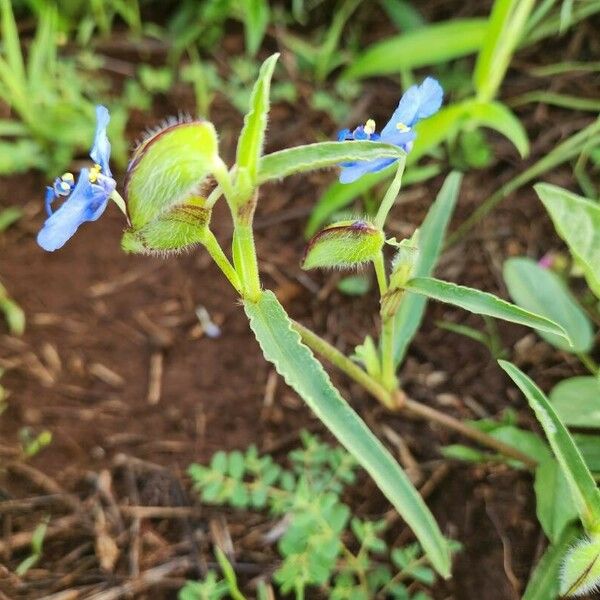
[550,377,600,429]
[404,277,569,341]
[244,290,450,576]
[343,18,487,79]
[534,459,578,543]
[536,183,600,299]
[522,523,579,600]
[393,172,461,365]
[235,53,279,185]
[499,361,600,534]
[503,257,593,353]
[257,141,404,183]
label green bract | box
[122,120,219,253]
[302,219,384,270]
[560,535,600,597]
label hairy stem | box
[292,320,538,468]
[373,253,397,392]
[202,230,242,294]
[374,157,406,229]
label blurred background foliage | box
[1,0,598,179]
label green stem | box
[373,252,397,392]
[374,157,406,229]
[211,158,236,210]
[232,221,261,301]
[292,321,538,468]
[373,252,388,295]
[293,320,395,410]
[202,230,242,295]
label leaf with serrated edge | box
[257,141,404,183]
[236,53,279,183]
[404,277,569,341]
[244,290,450,576]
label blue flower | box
[337,77,443,184]
[37,105,116,251]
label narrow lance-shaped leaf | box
[403,277,570,341]
[244,290,451,577]
[499,360,600,534]
[235,53,279,186]
[257,141,404,183]
[342,18,487,79]
[393,172,461,365]
[535,183,600,300]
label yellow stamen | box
[396,122,410,133]
[61,172,74,183]
[364,119,376,135]
[88,163,102,183]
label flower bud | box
[122,120,219,253]
[561,535,600,597]
[302,219,384,270]
[381,232,419,318]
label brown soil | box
[1,3,599,599]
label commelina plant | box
[37,54,579,580]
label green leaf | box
[535,459,578,543]
[302,219,384,270]
[235,53,279,185]
[343,18,487,79]
[393,172,461,365]
[498,360,600,534]
[574,434,600,473]
[466,100,529,157]
[244,290,450,576]
[258,141,404,184]
[550,377,600,429]
[404,277,569,341]
[0,206,23,232]
[535,183,600,299]
[240,0,270,56]
[522,522,579,600]
[0,0,25,84]
[473,0,535,101]
[0,283,25,336]
[503,258,593,353]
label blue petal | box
[381,77,443,137]
[381,129,416,148]
[90,105,112,177]
[339,157,396,184]
[37,169,114,252]
[337,128,351,141]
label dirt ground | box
[1,3,599,598]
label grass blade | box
[343,18,487,79]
